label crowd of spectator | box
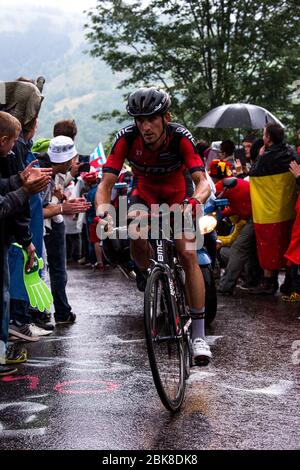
[1,77,299,377]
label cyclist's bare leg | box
[128,209,153,270]
[175,236,205,309]
[176,235,211,363]
[130,238,152,270]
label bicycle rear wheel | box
[144,267,185,412]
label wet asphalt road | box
[0,264,299,450]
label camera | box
[233,147,246,165]
[78,155,90,173]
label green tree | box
[85,0,300,139]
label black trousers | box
[44,221,72,320]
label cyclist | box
[95,87,212,364]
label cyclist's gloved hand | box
[95,212,114,238]
[181,197,202,218]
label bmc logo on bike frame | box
[168,279,175,297]
[156,240,164,262]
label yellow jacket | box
[217,216,246,247]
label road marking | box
[24,356,134,373]
[0,402,48,412]
[42,334,90,342]
[65,363,134,373]
[0,401,48,439]
[28,394,49,399]
[25,414,38,424]
[105,335,145,344]
[0,428,46,437]
[187,370,216,384]
[206,335,223,345]
[222,379,294,396]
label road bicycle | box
[100,211,204,412]
[143,212,193,412]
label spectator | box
[208,159,232,182]
[53,119,77,141]
[203,141,222,169]
[0,78,43,132]
[0,111,51,374]
[250,138,264,163]
[249,123,298,295]
[0,78,54,340]
[235,134,257,177]
[83,172,104,270]
[41,136,91,324]
[196,140,210,163]
[8,117,55,338]
[282,160,300,302]
[33,118,83,188]
[297,128,300,156]
[242,134,256,168]
[215,177,262,295]
[64,183,83,264]
[219,140,236,168]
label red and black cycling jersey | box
[103,122,205,179]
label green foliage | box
[85,0,300,141]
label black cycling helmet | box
[126,87,171,117]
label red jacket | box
[215,178,252,220]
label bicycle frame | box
[149,234,191,346]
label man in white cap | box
[42,136,91,324]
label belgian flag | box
[249,144,298,270]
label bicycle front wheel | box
[144,267,186,412]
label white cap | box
[211,141,222,151]
[48,136,77,163]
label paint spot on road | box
[0,375,39,390]
[53,379,119,395]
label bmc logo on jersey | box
[175,127,197,146]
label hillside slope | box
[0,4,126,153]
